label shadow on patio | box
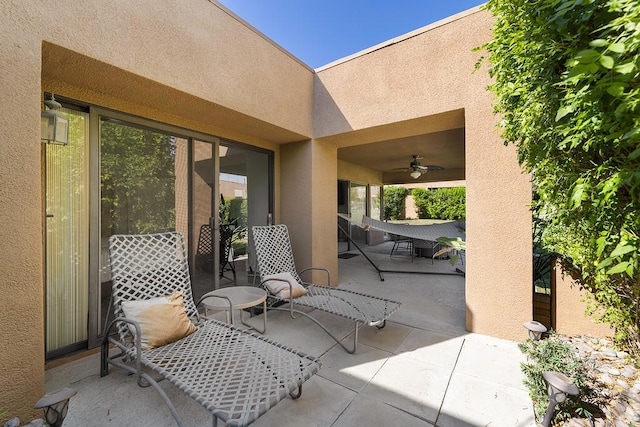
[45,240,535,426]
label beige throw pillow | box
[263,272,308,299]
[121,291,197,350]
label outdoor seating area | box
[101,232,320,427]
[46,238,535,426]
[5,2,630,425]
[252,224,401,353]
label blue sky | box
[217,1,486,68]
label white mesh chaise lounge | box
[252,224,401,354]
[101,232,320,427]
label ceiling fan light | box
[410,170,422,179]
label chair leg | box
[269,305,362,353]
[105,357,186,426]
[239,300,267,334]
[431,241,435,265]
[410,239,414,263]
[289,385,302,400]
[390,241,398,257]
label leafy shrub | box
[519,334,591,423]
[228,198,247,228]
[482,0,640,356]
[232,238,247,256]
[412,187,465,220]
[383,186,410,220]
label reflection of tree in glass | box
[101,120,176,236]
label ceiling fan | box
[393,155,444,179]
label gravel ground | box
[555,335,640,427]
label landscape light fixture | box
[540,372,579,427]
[34,387,77,427]
[523,320,547,341]
[41,94,69,145]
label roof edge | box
[315,4,487,72]
[207,0,315,73]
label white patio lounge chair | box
[252,224,401,354]
[100,232,320,427]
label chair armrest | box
[101,316,145,386]
[299,267,331,287]
[103,316,142,347]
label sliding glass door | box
[191,139,219,298]
[350,182,368,245]
[92,111,273,345]
[42,104,274,354]
[96,117,190,339]
[191,141,272,301]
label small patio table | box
[200,286,267,333]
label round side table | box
[200,286,267,333]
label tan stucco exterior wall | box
[337,160,384,185]
[281,140,338,284]
[554,268,614,337]
[0,0,315,421]
[0,1,615,421]
[314,8,533,341]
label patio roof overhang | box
[41,43,310,147]
[329,109,465,185]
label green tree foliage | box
[383,186,410,220]
[228,198,247,228]
[412,187,466,220]
[482,0,640,354]
[101,121,177,236]
[220,194,247,228]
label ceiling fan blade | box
[418,165,445,171]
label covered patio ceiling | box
[329,109,466,185]
[338,127,465,185]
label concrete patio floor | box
[45,241,535,426]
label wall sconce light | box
[410,170,422,179]
[34,387,77,427]
[41,94,69,145]
[523,320,547,341]
[540,371,579,427]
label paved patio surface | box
[45,241,535,426]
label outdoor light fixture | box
[540,371,579,427]
[34,387,77,427]
[394,155,444,179]
[41,94,69,145]
[524,320,548,341]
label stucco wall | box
[0,0,315,421]
[38,0,314,139]
[281,140,338,285]
[311,141,339,283]
[280,141,314,267]
[0,0,614,421]
[314,11,481,136]
[337,160,384,185]
[554,269,614,337]
[314,8,533,341]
